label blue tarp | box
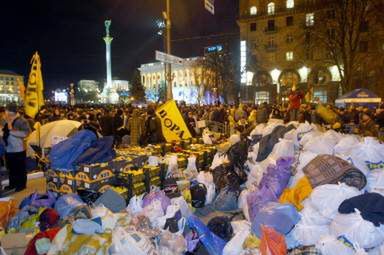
[73,136,115,166]
[49,130,97,171]
[335,88,381,108]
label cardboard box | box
[108,157,133,173]
[75,167,114,182]
[46,181,59,192]
[77,176,116,193]
[143,165,161,178]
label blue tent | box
[335,88,381,108]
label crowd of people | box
[29,100,384,141]
[0,95,383,194]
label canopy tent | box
[335,88,381,108]
[26,120,81,157]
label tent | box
[335,88,381,108]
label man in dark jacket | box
[98,109,114,136]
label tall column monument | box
[102,20,119,104]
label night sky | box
[0,0,239,90]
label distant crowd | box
[11,99,384,144]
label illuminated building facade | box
[140,57,216,104]
[0,70,24,104]
[238,0,343,104]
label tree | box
[129,69,146,101]
[197,51,238,104]
[307,0,383,93]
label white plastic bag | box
[230,220,251,234]
[330,211,384,249]
[316,235,355,255]
[299,130,322,148]
[142,200,164,226]
[309,183,361,220]
[333,135,360,157]
[185,156,199,179]
[250,124,267,137]
[210,153,229,170]
[167,155,182,178]
[300,199,331,226]
[171,196,192,218]
[292,221,329,246]
[349,137,384,175]
[148,156,159,167]
[112,228,158,255]
[268,138,294,160]
[223,229,250,255]
[196,171,216,205]
[303,134,336,155]
[126,194,144,215]
[202,128,213,145]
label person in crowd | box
[288,86,304,121]
[143,108,164,144]
[375,104,384,129]
[256,102,269,124]
[1,104,31,192]
[127,109,144,146]
[358,112,379,137]
[98,108,114,136]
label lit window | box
[255,91,270,104]
[314,89,327,103]
[286,51,293,61]
[250,6,257,15]
[286,0,294,8]
[240,41,247,84]
[267,2,275,15]
[306,13,315,26]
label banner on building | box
[156,100,192,142]
[25,52,44,118]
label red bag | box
[260,225,287,255]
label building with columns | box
[238,0,349,104]
[0,70,24,104]
[139,57,218,104]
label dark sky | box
[0,0,239,90]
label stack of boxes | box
[46,142,216,200]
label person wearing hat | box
[2,103,31,192]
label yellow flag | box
[156,100,192,142]
[25,52,44,118]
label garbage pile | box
[1,119,384,255]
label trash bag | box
[309,183,361,220]
[259,225,287,255]
[330,211,384,249]
[197,171,216,204]
[247,186,278,222]
[190,182,207,208]
[187,215,226,255]
[159,231,187,255]
[142,190,171,213]
[207,216,234,242]
[279,176,313,211]
[315,235,355,255]
[213,186,240,212]
[238,189,251,221]
[126,194,144,215]
[112,227,158,255]
[251,202,300,237]
[19,191,57,209]
[223,229,250,255]
[334,135,360,157]
[77,189,101,205]
[54,193,86,219]
[291,220,330,246]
